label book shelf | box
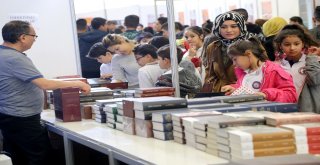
[41,110,228,165]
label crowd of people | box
[1,6,320,165]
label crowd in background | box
[76,7,320,112]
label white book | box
[117,115,123,123]
[296,144,309,154]
[218,150,231,160]
[117,109,124,115]
[207,142,218,149]
[206,147,218,156]
[195,129,206,138]
[217,143,231,153]
[186,140,196,147]
[217,136,229,145]
[115,122,123,131]
[173,125,184,133]
[295,136,308,144]
[173,136,185,144]
[153,130,174,141]
[152,122,173,132]
[195,142,207,151]
[173,130,184,139]
[196,136,207,145]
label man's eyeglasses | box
[24,33,38,39]
[135,56,144,61]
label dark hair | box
[124,15,140,28]
[133,44,158,59]
[2,20,31,43]
[157,17,168,25]
[149,36,169,49]
[135,32,153,43]
[290,16,303,25]
[87,42,110,58]
[314,6,320,21]
[232,8,248,21]
[91,17,106,30]
[273,24,319,52]
[138,23,143,27]
[255,19,267,27]
[246,22,262,34]
[227,37,268,62]
[157,44,183,63]
[143,26,154,35]
[161,22,184,31]
[106,20,117,25]
[184,26,204,40]
[202,19,213,36]
[76,19,87,31]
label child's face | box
[280,35,304,60]
[158,56,170,69]
[96,52,112,64]
[184,30,203,48]
[231,55,251,70]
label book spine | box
[254,146,296,157]
[273,116,320,126]
[252,132,294,142]
[308,135,320,144]
[307,127,320,136]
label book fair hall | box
[2,0,320,165]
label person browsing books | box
[221,37,297,103]
[87,42,113,79]
[0,20,90,165]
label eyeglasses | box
[135,56,144,61]
[24,33,38,39]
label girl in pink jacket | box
[221,37,297,103]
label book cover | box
[133,97,187,111]
[81,105,92,119]
[123,116,135,135]
[135,91,174,98]
[240,102,298,113]
[134,87,175,94]
[230,139,295,150]
[231,146,296,159]
[152,108,188,123]
[152,122,173,132]
[265,112,320,126]
[153,130,174,141]
[207,115,266,129]
[101,82,128,90]
[95,98,124,107]
[135,118,153,138]
[103,104,118,114]
[281,123,320,136]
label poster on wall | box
[178,12,185,25]
[189,10,197,26]
[261,0,272,19]
[202,9,209,23]
[240,0,257,22]
[8,13,39,30]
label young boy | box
[155,44,202,98]
[87,42,113,79]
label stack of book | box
[239,102,298,113]
[172,110,222,145]
[206,114,266,157]
[134,87,175,98]
[122,98,136,135]
[133,97,188,138]
[86,78,111,87]
[281,123,320,154]
[227,125,296,160]
[53,87,81,122]
[79,87,113,103]
[93,98,125,122]
[104,104,118,129]
[116,102,124,131]
[151,108,187,141]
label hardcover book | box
[188,102,233,109]
[240,102,298,113]
[101,82,128,90]
[151,108,188,123]
[133,97,187,111]
[207,115,266,129]
[134,91,174,98]
[153,130,174,140]
[53,87,81,122]
[134,87,175,94]
[265,112,320,126]
[152,122,173,132]
[103,104,118,114]
[95,98,124,107]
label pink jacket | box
[231,61,297,103]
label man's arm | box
[32,78,91,94]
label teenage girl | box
[221,37,297,103]
[273,24,320,111]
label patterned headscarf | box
[213,12,253,46]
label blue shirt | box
[0,45,44,117]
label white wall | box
[0,0,80,78]
[276,0,300,22]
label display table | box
[41,110,228,165]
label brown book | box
[81,105,92,119]
[230,139,295,150]
[101,82,128,89]
[232,146,296,158]
[265,112,320,126]
[53,88,81,122]
[135,87,175,94]
[122,99,135,118]
[134,91,174,98]
[228,125,293,143]
[135,118,153,138]
[123,116,135,135]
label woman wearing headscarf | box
[203,11,253,92]
[262,17,288,61]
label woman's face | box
[280,35,304,60]
[231,55,251,70]
[220,20,241,40]
[108,42,132,55]
[184,30,203,48]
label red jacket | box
[231,61,297,103]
